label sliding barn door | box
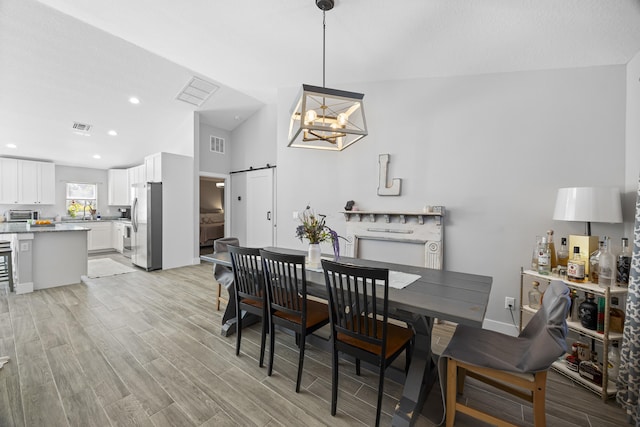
[246,168,275,247]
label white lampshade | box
[553,187,622,234]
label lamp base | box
[568,235,599,279]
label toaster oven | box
[6,210,39,222]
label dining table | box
[200,247,492,427]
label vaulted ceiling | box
[1,0,639,169]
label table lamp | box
[552,186,622,277]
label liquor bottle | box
[546,229,557,269]
[617,237,631,286]
[567,246,586,282]
[571,290,585,322]
[531,235,542,270]
[598,236,615,288]
[528,281,542,310]
[579,293,598,330]
[579,351,603,386]
[589,240,604,283]
[557,237,569,267]
[596,297,605,333]
[607,342,620,382]
[537,236,551,275]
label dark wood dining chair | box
[321,259,414,427]
[259,250,330,393]
[228,245,268,367]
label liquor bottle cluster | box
[531,231,631,287]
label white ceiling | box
[1,0,640,169]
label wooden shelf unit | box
[520,269,627,400]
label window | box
[66,182,97,218]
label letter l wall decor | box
[377,154,401,196]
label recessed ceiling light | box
[129,97,140,105]
[93,154,101,159]
[108,130,118,136]
[6,143,17,149]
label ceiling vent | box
[210,136,225,154]
[72,122,92,132]
[176,77,219,107]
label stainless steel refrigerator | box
[131,182,162,271]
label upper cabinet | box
[127,164,146,187]
[144,153,162,183]
[0,158,19,204]
[0,158,55,204]
[108,169,130,206]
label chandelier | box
[288,0,368,151]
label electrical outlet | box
[505,297,515,310]
[292,211,299,219]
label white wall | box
[625,51,640,239]
[227,104,277,243]
[231,104,277,171]
[274,65,627,332]
[199,121,232,174]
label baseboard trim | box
[15,282,34,294]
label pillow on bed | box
[200,213,224,224]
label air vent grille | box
[72,122,92,132]
[210,136,225,154]
[176,77,219,107]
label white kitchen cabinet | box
[127,164,146,186]
[85,222,113,251]
[0,158,19,204]
[38,162,56,204]
[0,158,55,205]
[144,153,162,183]
[112,221,124,253]
[108,169,130,206]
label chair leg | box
[268,316,275,377]
[375,365,385,427]
[532,371,547,427]
[296,333,306,393]
[331,346,339,416]
[216,283,222,311]
[259,313,267,368]
[356,358,361,376]
[405,342,412,374]
[235,303,242,356]
[446,358,457,427]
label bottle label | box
[567,261,585,279]
[538,254,550,266]
[617,256,631,284]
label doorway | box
[199,174,229,255]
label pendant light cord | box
[322,9,326,88]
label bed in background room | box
[199,209,225,246]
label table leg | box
[392,315,435,427]
[220,282,259,337]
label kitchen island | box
[0,222,89,293]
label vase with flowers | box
[295,206,343,268]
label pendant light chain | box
[322,9,326,88]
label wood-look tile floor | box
[0,253,630,426]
